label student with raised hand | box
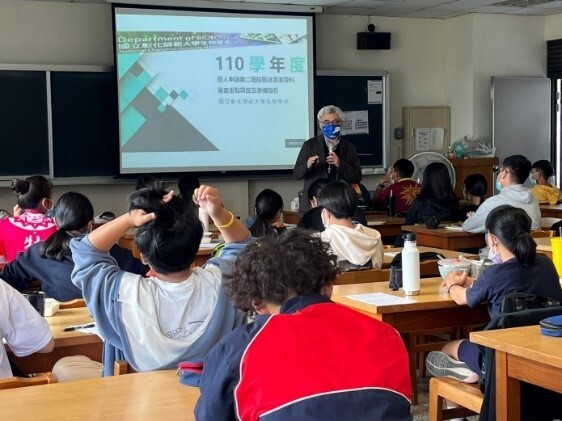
[195,229,411,420]
[178,173,209,232]
[0,192,148,302]
[54,185,250,381]
[0,281,54,379]
[462,154,540,233]
[426,205,562,384]
[247,189,286,238]
[0,175,57,262]
[318,181,383,270]
[530,159,562,205]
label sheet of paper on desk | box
[384,251,400,258]
[345,292,415,306]
[198,243,218,249]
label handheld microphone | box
[327,145,335,174]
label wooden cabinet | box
[449,157,499,199]
[402,106,451,158]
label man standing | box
[293,105,362,214]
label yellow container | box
[550,238,562,277]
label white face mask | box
[487,233,502,264]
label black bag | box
[501,292,561,314]
[388,251,440,290]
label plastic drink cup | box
[551,238,562,277]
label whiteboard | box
[492,77,551,164]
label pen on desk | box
[64,323,95,332]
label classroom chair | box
[0,373,58,390]
[114,360,136,376]
[334,268,391,285]
[429,305,562,421]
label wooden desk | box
[332,278,489,333]
[471,325,562,421]
[119,229,213,267]
[401,225,486,251]
[366,215,405,238]
[382,246,477,270]
[0,370,200,420]
[540,204,562,219]
[8,307,102,374]
[534,236,552,260]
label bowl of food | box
[437,258,472,280]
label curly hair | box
[129,186,203,274]
[227,229,339,311]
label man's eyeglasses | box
[320,120,341,126]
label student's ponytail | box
[512,231,536,266]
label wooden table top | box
[332,278,457,314]
[381,246,477,268]
[401,224,486,251]
[47,307,100,344]
[540,204,562,219]
[0,370,200,420]
[470,325,562,369]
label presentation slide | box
[114,7,315,174]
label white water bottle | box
[402,233,420,296]
[290,197,299,212]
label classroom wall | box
[0,1,556,218]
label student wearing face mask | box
[529,160,562,205]
[0,176,57,262]
[317,181,383,271]
[462,155,540,233]
[293,105,362,215]
[425,205,562,384]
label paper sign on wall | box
[367,80,383,104]
[342,110,369,135]
[416,127,445,151]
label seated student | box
[0,281,54,379]
[530,159,562,205]
[195,229,411,420]
[0,176,57,262]
[298,178,329,232]
[246,189,286,238]
[459,173,487,220]
[318,181,383,270]
[178,173,209,232]
[299,179,368,233]
[372,158,419,216]
[0,192,148,302]
[462,155,540,233]
[54,185,250,381]
[426,205,562,384]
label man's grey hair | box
[316,105,344,122]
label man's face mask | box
[322,123,341,140]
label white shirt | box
[0,280,53,378]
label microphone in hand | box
[327,145,335,174]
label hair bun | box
[10,179,29,194]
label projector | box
[357,32,391,50]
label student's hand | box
[194,185,222,218]
[307,155,319,169]
[326,151,340,167]
[272,220,284,229]
[162,190,174,203]
[443,270,468,289]
[466,211,475,218]
[128,208,156,227]
[381,166,393,184]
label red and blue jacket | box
[195,294,411,420]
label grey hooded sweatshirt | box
[462,184,541,233]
